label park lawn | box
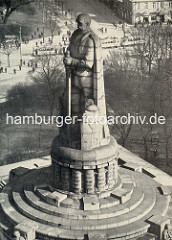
[0,120,59,166]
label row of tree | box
[105,24,172,167]
[0,0,34,24]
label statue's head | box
[76,13,91,31]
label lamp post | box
[42,2,45,43]
[19,26,22,65]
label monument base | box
[0,166,170,240]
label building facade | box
[113,0,172,24]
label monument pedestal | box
[51,136,119,195]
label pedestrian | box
[37,27,39,32]
[153,149,158,159]
[5,68,7,73]
[28,62,30,67]
[35,63,38,68]
[19,65,21,70]
[32,67,35,72]
[40,41,42,45]
[1,66,3,73]
[13,69,16,74]
[23,60,25,65]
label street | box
[0,0,126,102]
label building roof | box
[130,0,171,2]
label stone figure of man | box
[63,13,102,116]
[63,13,109,148]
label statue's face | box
[76,14,91,31]
[77,21,88,31]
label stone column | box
[53,163,61,188]
[61,167,70,191]
[113,161,118,183]
[107,164,114,188]
[85,170,95,193]
[72,170,82,194]
[97,168,105,192]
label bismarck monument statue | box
[0,13,171,240]
[60,13,110,150]
[52,12,118,196]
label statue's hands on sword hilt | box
[63,49,72,68]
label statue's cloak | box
[90,31,110,138]
[69,28,110,138]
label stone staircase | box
[0,168,170,240]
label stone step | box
[0,191,85,239]
[0,194,150,240]
[24,189,83,220]
[106,220,150,239]
[37,176,123,204]
[147,193,170,217]
[34,180,134,210]
[11,184,156,230]
[0,193,84,240]
[99,182,134,209]
[1,169,168,240]
[36,187,83,210]
[0,192,29,226]
[23,183,144,220]
[35,219,150,240]
[0,191,157,240]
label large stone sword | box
[64,49,71,117]
[64,49,72,143]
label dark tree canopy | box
[0,0,34,24]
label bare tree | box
[105,50,142,147]
[0,0,34,24]
[46,15,59,43]
[0,118,5,159]
[128,24,172,74]
[105,29,172,168]
[30,54,65,115]
[3,134,35,164]
[0,40,18,66]
[151,60,172,165]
